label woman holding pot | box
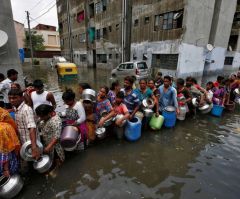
[62,89,87,148]
[96,86,115,127]
[0,107,20,177]
[35,105,65,164]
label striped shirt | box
[15,102,36,144]
[121,88,140,113]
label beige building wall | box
[14,20,25,49]
[35,29,60,51]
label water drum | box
[211,104,224,117]
[124,117,142,141]
[162,106,176,128]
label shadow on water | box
[16,65,240,199]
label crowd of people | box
[0,68,240,184]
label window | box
[80,54,87,62]
[116,24,119,30]
[134,19,139,26]
[116,54,119,59]
[103,27,107,39]
[163,12,173,29]
[95,2,103,14]
[48,35,57,45]
[96,29,101,40]
[102,0,107,11]
[89,3,94,18]
[144,16,150,24]
[97,54,107,63]
[224,57,234,65]
[118,64,125,69]
[77,10,85,23]
[154,15,163,31]
[137,62,148,70]
[109,26,112,32]
[126,63,133,69]
[151,54,178,70]
[79,33,86,42]
[109,54,112,59]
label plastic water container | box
[9,111,15,120]
[211,104,224,117]
[149,115,164,130]
[124,117,142,141]
[162,110,176,128]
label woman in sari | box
[0,108,20,177]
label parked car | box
[111,61,150,80]
[51,56,67,68]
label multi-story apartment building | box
[57,0,239,77]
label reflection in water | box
[16,65,240,199]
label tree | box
[24,31,45,51]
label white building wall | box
[177,43,206,78]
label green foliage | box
[33,59,40,65]
[24,31,45,51]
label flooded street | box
[17,65,240,199]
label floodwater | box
[16,65,240,199]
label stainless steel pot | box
[0,175,24,199]
[198,103,210,111]
[114,114,126,127]
[142,98,154,109]
[82,89,96,102]
[60,126,79,149]
[33,155,52,173]
[96,127,106,139]
[143,108,154,117]
[192,98,199,107]
[64,135,81,151]
[164,106,175,112]
[20,140,43,161]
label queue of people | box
[0,68,240,198]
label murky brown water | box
[16,65,240,199]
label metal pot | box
[142,98,154,109]
[64,135,81,151]
[143,108,154,117]
[20,140,43,161]
[192,98,199,107]
[60,126,79,149]
[233,88,240,96]
[82,89,96,102]
[201,103,213,114]
[198,103,210,111]
[114,114,126,127]
[96,127,106,139]
[0,175,24,199]
[33,155,52,173]
[164,106,175,112]
[135,111,144,121]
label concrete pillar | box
[204,0,237,74]
[0,0,23,84]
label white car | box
[111,61,150,80]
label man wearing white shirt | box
[0,69,18,108]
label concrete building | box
[56,0,239,77]
[33,24,61,52]
[0,0,23,84]
[14,20,25,49]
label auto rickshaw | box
[56,63,78,80]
